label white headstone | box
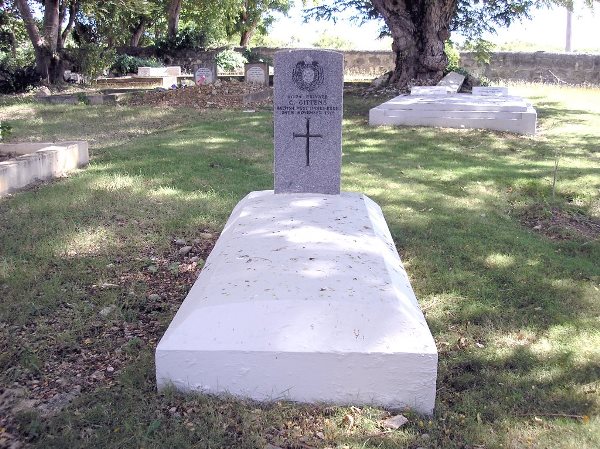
[437,71,465,93]
[245,63,269,85]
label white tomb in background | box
[156,49,438,415]
[369,91,537,135]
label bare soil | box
[126,80,272,109]
[521,205,600,241]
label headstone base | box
[156,191,437,414]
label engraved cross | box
[293,118,322,166]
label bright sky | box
[269,1,600,52]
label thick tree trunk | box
[130,20,146,47]
[167,0,182,40]
[371,0,457,87]
[239,27,255,47]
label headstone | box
[410,86,450,95]
[273,49,343,194]
[245,63,269,86]
[472,86,509,96]
[194,64,217,85]
[437,71,465,93]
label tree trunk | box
[15,0,64,84]
[239,27,254,47]
[167,0,182,40]
[371,0,457,87]
[130,19,146,47]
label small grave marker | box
[245,63,269,86]
[472,86,509,96]
[194,64,217,85]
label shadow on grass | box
[1,95,599,448]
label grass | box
[0,84,599,449]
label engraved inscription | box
[292,57,324,91]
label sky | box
[269,1,600,52]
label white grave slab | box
[369,93,536,134]
[156,190,438,414]
[437,71,465,93]
[137,66,181,77]
[472,86,509,96]
[410,86,450,96]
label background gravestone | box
[194,63,217,85]
[273,49,343,195]
[245,63,269,86]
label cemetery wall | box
[116,47,600,85]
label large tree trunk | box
[371,0,457,87]
[15,0,64,84]
[167,0,182,41]
[130,19,146,47]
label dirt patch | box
[521,206,600,241]
[0,152,17,163]
[0,232,218,448]
[126,80,272,109]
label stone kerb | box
[0,141,89,196]
[273,49,343,194]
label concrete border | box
[0,141,89,196]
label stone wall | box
[117,47,600,85]
[460,51,600,85]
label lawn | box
[0,84,598,449]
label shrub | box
[72,43,116,81]
[445,41,461,73]
[0,58,40,94]
[0,121,12,141]
[215,49,247,72]
[111,54,162,76]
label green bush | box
[72,44,116,81]
[111,54,162,76]
[0,121,12,141]
[0,57,40,93]
[215,49,247,72]
[155,26,208,53]
[445,41,461,73]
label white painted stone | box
[156,190,437,415]
[472,86,509,96]
[137,66,181,77]
[410,86,450,96]
[437,71,465,92]
[0,141,89,196]
[369,94,536,134]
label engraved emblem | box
[292,57,324,91]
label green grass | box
[0,85,599,449]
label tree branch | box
[14,0,44,49]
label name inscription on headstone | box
[274,49,343,194]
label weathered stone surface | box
[369,94,537,135]
[194,64,217,85]
[472,86,509,96]
[245,63,269,86]
[156,191,438,414]
[437,71,465,92]
[273,49,343,195]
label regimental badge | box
[292,57,324,91]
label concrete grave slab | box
[137,66,181,77]
[437,71,465,92]
[0,141,88,196]
[410,86,450,96]
[156,191,438,414]
[273,49,343,194]
[369,93,537,134]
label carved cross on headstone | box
[293,118,322,166]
